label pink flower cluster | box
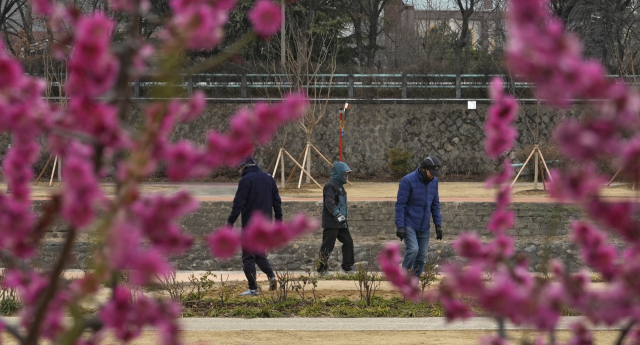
[100,287,181,345]
[130,191,198,255]
[377,243,423,302]
[105,220,171,285]
[0,42,54,257]
[506,0,639,165]
[60,147,105,228]
[570,221,617,280]
[484,77,518,160]
[164,0,238,50]
[66,13,119,98]
[4,269,71,340]
[206,213,319,260]
[0,1,315,344]
[108,0,150,14]
[248,0,282,37]
[30,0,55,16]
[105,191,201,286]
[423,0,640,341]
[152,92,307,181]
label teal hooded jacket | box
[322,162,351,228]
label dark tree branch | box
[615,320,637,345]
[24,228,77,345]
[28,194,61,248]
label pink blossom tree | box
[380,0,640,343]
[0,0,318,344]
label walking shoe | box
[239,289,259,296]
[269,277,278,291]
[341,269,355,275]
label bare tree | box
[258,11,339,184]
[338,0,391,70]
[451,0,479,98]
[564,0,640,74]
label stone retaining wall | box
[164,102,584,176]
[36,201,600,273]
[3,102,585,178]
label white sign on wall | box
[467,101,477,110]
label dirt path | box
[16,181,640,200]
[278,182,640,199]
[0,329,621,345]
[101,330,618,345]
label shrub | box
[386,148,414,177]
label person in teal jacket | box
[318,162,354,274]
[395,156,443,277]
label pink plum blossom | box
[248,0,282,37]
[0,54,23,90]
[130,191,198,255]
[66,13,119,97]
[100,286,180,345]
[61,147,104,229]
[206,225,241,259]
[485,77,519,159]
[378,243,423,301]
[240,212,318,253]
[547,166,604,203]
[487,209,515,234]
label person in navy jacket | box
[395,156,443,277]
[228,157,282,296]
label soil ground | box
[277,181,640,199]
[0,330,622,345]
[16,181,640,200]
[107,330,619,345]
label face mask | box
[419,168,433,182]
[343,173,350,183]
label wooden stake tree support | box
[510,144,553,188]
[272,143,352,190]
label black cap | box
[420,156,442,177]
[240,156,257,169]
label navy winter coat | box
[227,165,283,227]
[394,168,442,232]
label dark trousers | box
[242,250,275,290]
[318,227,354,272]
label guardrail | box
[137,73,507,99]
[40,73,640,100]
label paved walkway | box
[175,317,624,331]
[0,316,624,331]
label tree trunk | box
[365,10,378,68]
[454,44,462,99]
[352,14,365,72]
[306,147,311,184]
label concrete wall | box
[162,101,583,176]
[37,200,598,274]
[1,101,583,178]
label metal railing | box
[40,73,640,100]
[132,73,511,99]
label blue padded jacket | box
[394,168,442,232]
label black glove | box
[336,213,346,223]
[396,227,406,241]
[435,226,443,240]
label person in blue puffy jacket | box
[395,156,443,277]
